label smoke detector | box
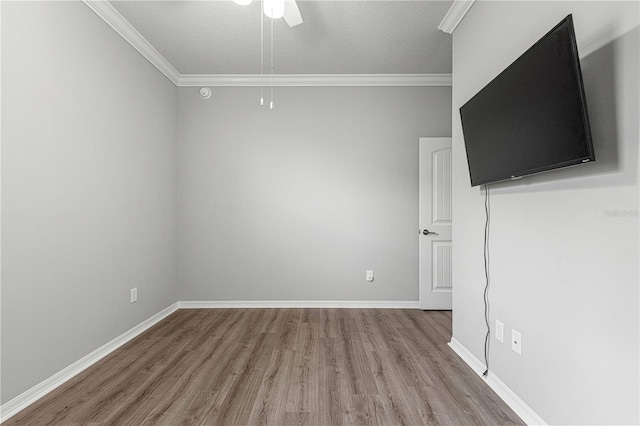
[199,87,212,99]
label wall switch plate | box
[130,287,138,303]
[495,320,504,343]
[366,270,374,282]
[512,329,522,355]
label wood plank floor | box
[4,309,524,425]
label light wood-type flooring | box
[4,309,524,425]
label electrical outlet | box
[511,329,522,355]
[366,270,374,282]
[130,287,138,304]
[495,320,504,343]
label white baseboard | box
[448,337,547,426]
[178,300,420,309]
[0,303,179,423]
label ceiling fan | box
[233,0,303,27]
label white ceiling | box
[109,1,453,75]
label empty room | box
[1,0,638,424]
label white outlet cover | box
[130,287,138,303]
[512,329,522,355]
[495,320,504,343]
[366,270,374,282]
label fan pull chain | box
[270,11,274,110]
[260,0,264,106]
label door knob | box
[421,229,438,236]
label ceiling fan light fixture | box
[264,0,284,19]
[233,0,253,5]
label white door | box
[419,138,453,310]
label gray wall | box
[452,1,639,424]
[178,86,451,301]
[1,2,177,403]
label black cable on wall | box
[482,184,491,377]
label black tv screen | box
[459,15,594,187]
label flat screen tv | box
[459,15,594,187]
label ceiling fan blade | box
[283,0,303,27]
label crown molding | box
[178,74,452,87]
[83,2,451,88]
[82,0,180,84]
[438,0,476,34]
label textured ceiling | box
[109,1,453,75]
